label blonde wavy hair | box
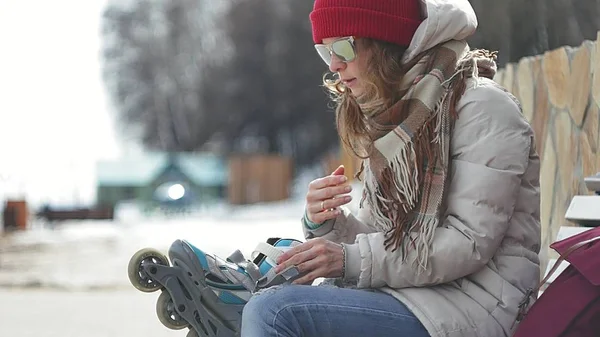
[324,38,411,160]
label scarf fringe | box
[412,214,439,269]
[363,117,438,266]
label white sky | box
[0,0,122,207]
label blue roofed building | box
[96,152,228,212]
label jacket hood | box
[403,0,478,63]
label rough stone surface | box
[531,55,543,79]
[571,169,585,198]
[581,133,596,192]
[533,62,550,157]
[568,45,592,127]
[517,58,535,122]
[597,149,600,179]
[567,129,582,206]
[502,63,514,94]
[570,132,583,199]
[543,48,570,109]
[540,133,556,240]
[498,36,600,259]
[554,112,576,194]
[544,178,571,264]
[584,101,599,153]
[593,36,600,107]
[549,181,568,252]
[597,148,600,176]
[494,69,504,86]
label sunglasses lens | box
[315,45,332,65]
[332,40,355,62]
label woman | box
[241,0,541,336]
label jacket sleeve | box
[303,205,377,244]
[343,81,535,289]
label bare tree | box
[102,0,222,151]
[200,0,337,166]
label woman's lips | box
[343,78,357,87]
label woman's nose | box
[328,54,346,73]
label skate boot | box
[127,237,302,337]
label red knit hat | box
[310,0,423,47]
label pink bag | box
[512,226,600,337]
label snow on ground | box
[0,181,363,290]
[0,201,304,290]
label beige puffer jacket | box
[303,1,541,336]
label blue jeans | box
[241,284,431,337]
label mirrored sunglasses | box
[314,36,357,66]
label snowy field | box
[0,200,309,290]
[0,185,363,337]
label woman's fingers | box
[275,238,344,284]
[331,165,345,176]
[310,208,341,224]
[326,195,353,209]
[309,184,352,202]
[308,184,352,202]
[306,186,353,223]
[295,259,320,274]
[308,174,348,191]
[309,194,353,213]
[304,167,352,224]
[276,242,317,270]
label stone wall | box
[494,32,600,264]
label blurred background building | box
[96,152,227,212]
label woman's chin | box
[348,87,363,97]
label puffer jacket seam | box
[505,135,531,228]
[357,236,374,288]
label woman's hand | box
[305,165,353,224]
[274,238,343,285]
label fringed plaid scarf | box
[359,40,497,270]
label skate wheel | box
[186,329,199,337]
[127,248,169,292]
[156,291,189,330]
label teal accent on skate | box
[184,241,209,270]
[274,239,295,247]
[258,260,273,276]
[219,291,247,305]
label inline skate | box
[127,237,302,337]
